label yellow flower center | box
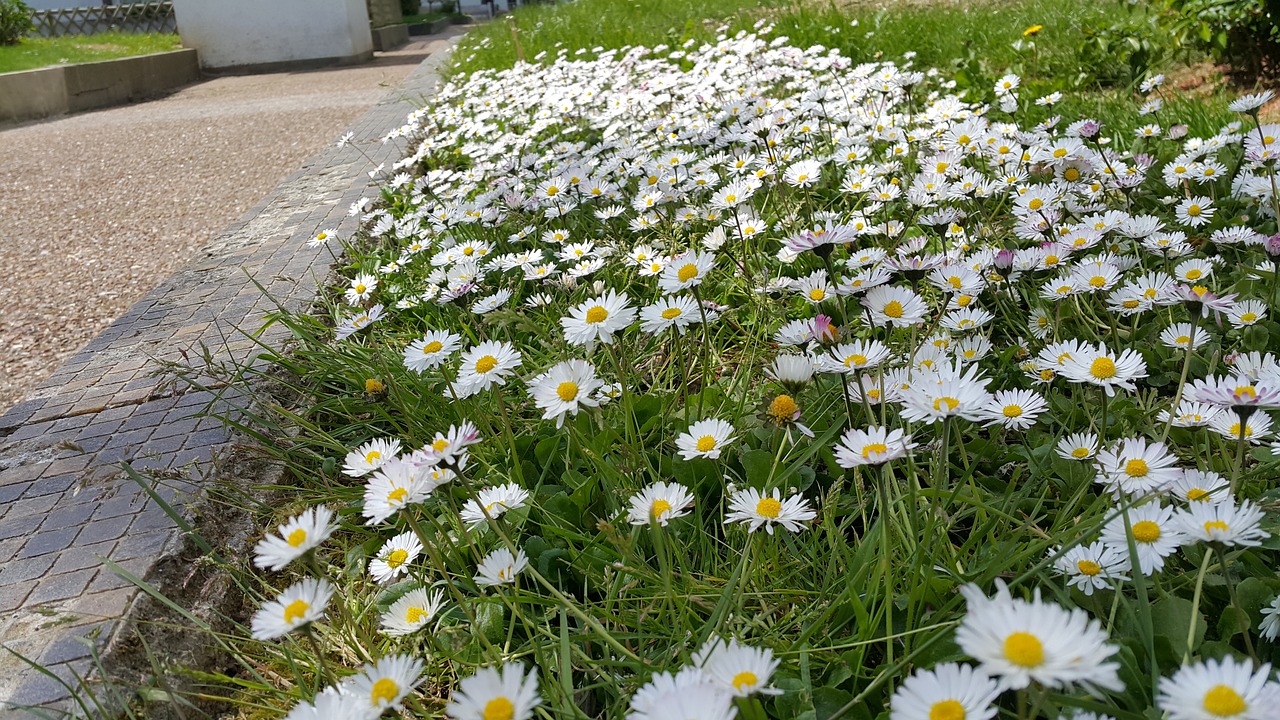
[883,301,904,318]
[1077,559,1102,576]
[651,499,672,518]
[405,605,426,623]
[365,378,384,394]
[1132,520,1161,543]
[1203,685,1247,717]
[1186,269,1204,281]
[557,382,579,402]
[546,186,560,197]
[756,497,782,518]
[463,246,475,256]
[768,395,799,422]
[1089,276,1107,288]
[1204,520,1229,534]
[1003,632,1044,667]
[677,264,700,283]
[844,353,868,368]
[365,450,381,464]
[1125,459,1149,477]
[475,355,498,373]
[1063,167,1080,182]
[930,699,966,720]
[862,442,888,459]
[1236,385,1257,400]
[423,341,443,354]
[1187,488,1209,502]
[661,307,682,320]
[370,677,400,706]
[585,306,609,324]
[286,529,308,548]
[696,435,717,453]
[1176,335,1191,345]
[1241,312,1258,323]
[1002,404,1023,418]
[732,670,759,692]
[484,697,515,720]
[1188,205,1202,216]
[316,232,327,240]
[283,599,310,625]
[1041,369,1056,382]
[387,487,408,504]
[809,288,826,301]
[1071,447,1090,459]
[385,548,409,568]
[1029,198,1044,210]
[433,439,450,453]
[933,397,960,412]
[355,284,367,294]
[1090,357,1117,379]
[1124,300,1141,309]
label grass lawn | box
[0,32,182,74]
[400,10,460,25]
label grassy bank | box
[0,32,182,74]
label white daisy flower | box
[725,487,816,534]
[528,359,603,428]
[1051,541,1130,596]
[1157,655,1277,720]
[1048,432,1093,462]
[639,295,703,335]
[348,654,425,715]
[695,637,783,697]
[342,437,402,477]
[1093,437,1181,496]
[862,285,929,327]
[1059,342,1148,396]
[834,425,916,467]
[460,482,530,529]
[658,250,717,294]
[381,587,446,637]
[1169,469,1231,504]
[446,664,541,720]
[1173,498,1270,547]
[404,331,463,372]
[956,580,1123,692]
[981,389,1048,430]
[627,481,695,526]
[362,458,433,525]
[345,272,378,306]
[369,530,422,583]
[474,546,529,587]
[561,290,637,348]
[1260,596,1280,641]
[455,341,523,398]
[676,418,737,460]
[889,662,1001,720]
[250,578,333,640]
[1100,503,1185,575]
[253,506,336,571]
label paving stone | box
[25,568,97,605]
[74,518,131,546]
[0,554,57,586]
[0,583,32,612]
[17,526,82,560]
[0,515,43,542]
[40,622,113,665]
[46,539,118,575]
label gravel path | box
[0,42,442,414]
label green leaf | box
[813,686,854,720]
[472,599,505,643]
[1150,596,1206,655]
[740,448,775,487]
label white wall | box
[170,0,374,70]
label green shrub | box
[0,0,33,46]
[399,0,420,17]
[1160,0,1280,78]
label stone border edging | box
[0,49,199,126]
[0,31,464,717]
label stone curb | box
[0,30,463,717]
[0,50,200,127]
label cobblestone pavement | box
[0,37,446,415]
[0,30,463,716]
